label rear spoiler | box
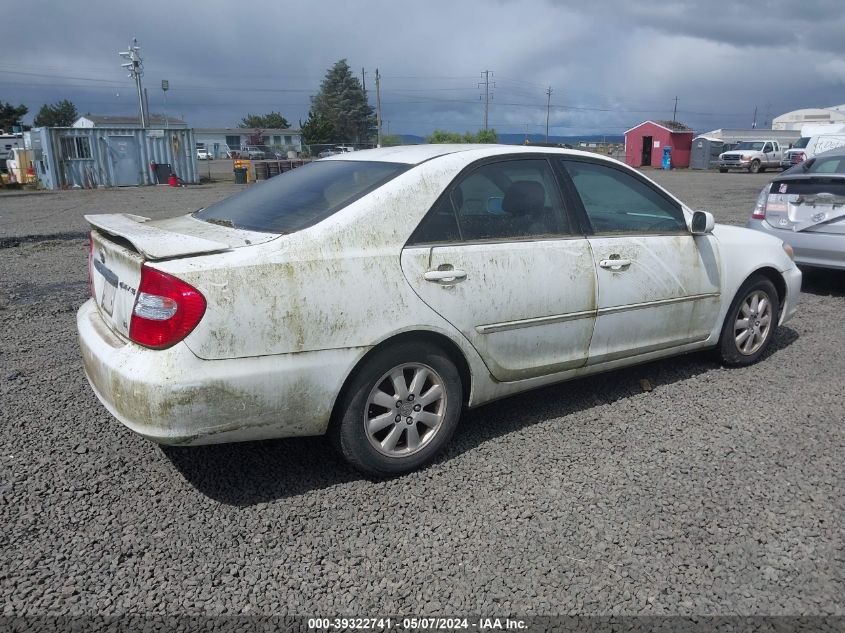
[84,213,230,260]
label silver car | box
[747,148,845,270]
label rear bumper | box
[77,299,363,445]
[747,219,845,271]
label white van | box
[805,134,845,157]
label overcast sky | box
[3,0,844,138]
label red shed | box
[624,120,694,168]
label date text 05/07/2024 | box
[307,617,528,631]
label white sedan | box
[78,145,801,475]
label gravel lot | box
[1,167,843,623]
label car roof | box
[322,144,607,165]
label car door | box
[559,157,721,365]
[401,157,597,382]
[762,142,774,166]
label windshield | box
[735,141,765,151]
[792,137,810,149]
[194,160,409,233]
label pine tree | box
[307,60,375,145]
[33,100,78,127]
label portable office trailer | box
[30,126,198,190]
[703,128,801,146]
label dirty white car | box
[78,145,801,475]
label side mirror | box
[690,210,715,235]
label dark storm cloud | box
[3,0,843,136]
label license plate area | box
[94,258,119,316]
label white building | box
[194,128,303,159]
[772,107,845,131]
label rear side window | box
[195,160,408,233]
[561,159,686,234]
[409,158,570,244]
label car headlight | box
[782,242,795,260]
[741,155,752,161]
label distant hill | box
[394,133,623,145]
[498,133,624,145]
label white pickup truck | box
[718,140,784,173]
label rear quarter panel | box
[156,153,477,361]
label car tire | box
[749,159,761,174]
[331,342,463,477]
[719,167,728,173]
[715,274,780,366]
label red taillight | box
[751,185,769,220]
[129,265,206,349]
[87,233,94,297]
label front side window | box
[195,160,408,233]
[409,158,570,244]
[561,159,686,234]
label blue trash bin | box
[662,146,673,170]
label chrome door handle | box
[599,258,632,270]
[423,269,467,284]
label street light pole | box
[161,79,169,129]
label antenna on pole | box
[752,105,758,129]
[119,38,147,128]
[672,96,678,122]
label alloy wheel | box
[363,363,447,457]
[734,290,773,356]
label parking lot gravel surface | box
[1,167,843,621]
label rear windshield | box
[791,155,845,175]
[195,160,408,233]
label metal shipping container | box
[31,126,198,190]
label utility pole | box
[672,96,678,122]
[375,68,383,148]
[545,86,553,143]
[752,105,758,129]
[119,38,147,128]
[143,88,151,125]
[478,70,494,131]
[161,79,169,128]
[361,67,367,94]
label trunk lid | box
[86,213,278,337]
[764,177,845,235]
